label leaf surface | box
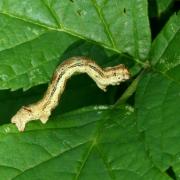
[0,106,170,180]
[135,12,180,175]
[0,1,179,179]
[0,0,151,90]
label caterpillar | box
[11,57,130,131]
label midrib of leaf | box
[0,10,146,66]
[74,141,94,180]
[0,11,54,31]
[74,117,115,180]
[74,119,103,180]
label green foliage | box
[149,0,174,17]
[0,0,179,179]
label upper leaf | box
[0,0,151,90]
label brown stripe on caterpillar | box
[22,106,32,113]
[42,71,66,109]
[88,64,104,77]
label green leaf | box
[150,13,180,68]
[0,0,151,90]
[1,1,179,179]
[148,0,174,17]
[136,72,180,170]
[150,12,180,76]
[0,32,77,90]
[135,12,180,175]
[0,106,170,180]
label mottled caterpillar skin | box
[11,57,130,131]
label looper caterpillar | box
[11,57,130,131]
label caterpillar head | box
[105,64,130,85]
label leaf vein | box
[91,0,117,49]
[96,146,116,179]
[40,0,62,29]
